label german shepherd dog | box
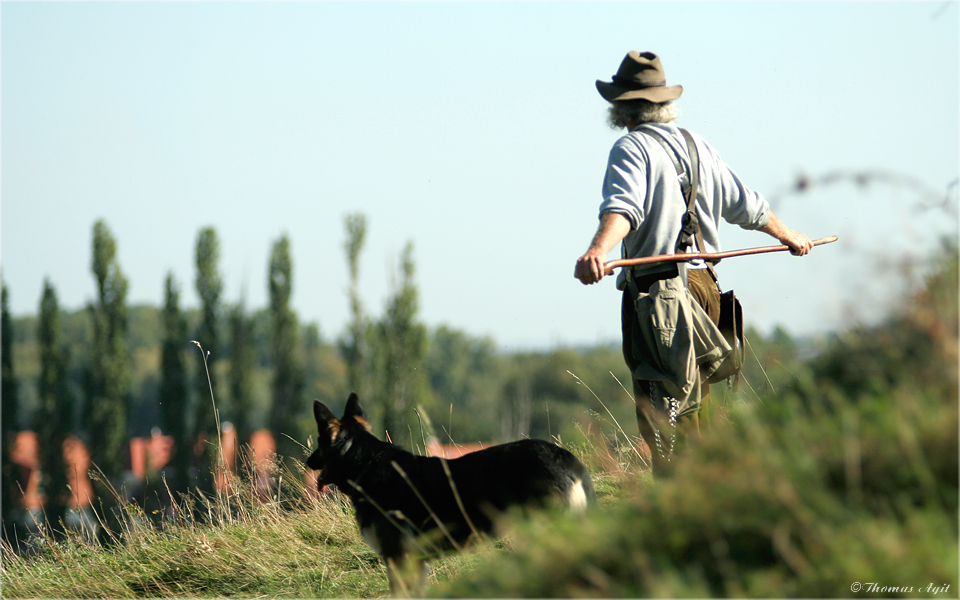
[306,394,594,594]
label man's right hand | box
[574,212,632,285]
[574,251,607,285]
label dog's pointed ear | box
[343,393,366,420]
[314,401,341,446]
[314,400,337,428]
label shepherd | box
[574,51,814,474]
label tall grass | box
[1,451,393,598]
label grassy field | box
[2,256,957,598]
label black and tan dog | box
[306,394,594,594]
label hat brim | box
[596,80,683,103]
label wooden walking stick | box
[603,236,838,276]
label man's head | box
[598,51,681,130]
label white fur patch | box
[567,480,588,511]
[361,525,382,555]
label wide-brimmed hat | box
[596,51,683,103]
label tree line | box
[1,214,641,544]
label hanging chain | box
[651,385,679,461]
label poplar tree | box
[193,227,222,492]
[268,234,304,463]
[35,280,71,536]
[159,273,189,495]
[86,219,130,481]
[194,227,222,433]
[2,281,23,543]
[228,299,254,448]
[373,242,429,440]
[339,213,368,400]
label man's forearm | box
[587,212,632,256]
[759,212,791,240]
[574,212,632,284]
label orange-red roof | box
[425,438,487,459]
[7,429,484,510]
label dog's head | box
[306,393,374,486]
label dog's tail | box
[563,455,596,511]
[567,471,596,511]
[580,473,597,506]
[549,445,596,511]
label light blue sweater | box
[599,122,770,288]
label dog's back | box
[443,439,594,514]
[368,438,593,542]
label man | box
[574,51,812,473]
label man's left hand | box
[780,230,814,256]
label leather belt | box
[629,265,680,294]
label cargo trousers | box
[621,267,722,473]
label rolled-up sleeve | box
[598,141,648,230]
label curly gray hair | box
[607,100,679,130]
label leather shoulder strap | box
[680,130,718,282]
[679,129,700,213]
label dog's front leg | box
[370,523,418,597]
[383,550,427,597]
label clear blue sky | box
[2,1,957,350]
